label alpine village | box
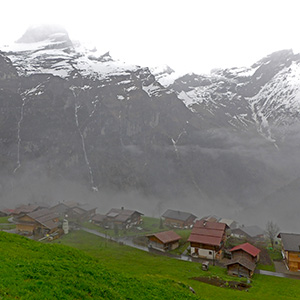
[1,201,300,299]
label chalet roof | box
[63,201,82,208]
[219,218,237,227]
[194,220,228,231]
[230,243,261,257]
[71,207,86,215]
[234,226,265,238]
[106,208,143,222]
[162,209,197,221]
[26,209,59,230]
[200,215,220,223]
[13,204,41,215]
[0,208,13,215]
[225,257,256,272]
[188,233,222,246]
[79,204,97,211]
[147,231,181,244]
[92,214,106,222]
[49,203,70,214]
[188,220,227,246]
[278,233,300,252]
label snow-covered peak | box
[150,64,182,87]
[17,24,71,46]
[1,26,139,79]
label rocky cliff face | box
[169,49,300,143]
[1,26,300,224]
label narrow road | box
[81,227,300,280]
[257,269,300,280]
[81,227,193,261]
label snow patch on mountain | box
[1,32,138,79]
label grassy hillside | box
[0,232,198,299]
[1,230,300,299]
[56,230,300,300]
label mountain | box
[1,25,300,227]
[169,49,300,144]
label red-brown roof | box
[148,230,181,244]
[229,242,261,257]
[194,220,228,230]
[188,220,227,246]
[188,234,222,246]
[191,227,224,238]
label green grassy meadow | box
[0,231,199,299]
[56,230,300,300]
[1,228,299,299]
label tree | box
[266,221,280,249]
[159,218,164,229]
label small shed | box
[225,257,256,278]
[162,210,197,228]
[229,242,261,263]
[147,230,181,252]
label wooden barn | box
[278,232,300,271]
[225,257,256,278]
[188,220,229,260]
[50,202,96,222]
[147,230,181,252]
[91,214,106,226]
[229,242,261,263]
[105,208,143,229]
[16,209,59,237]
[162,209,197,228]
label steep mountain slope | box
[0,25,299,223]
[169,50,300,143]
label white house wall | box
[191,247,216,259]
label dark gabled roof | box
[79,204,97,211]
[188,234,222,246]
[27,208,57,219]
[233,226,265,237]
[70,207,86,215]
[200,215,220,223]
[225,257,256,272]
[162,209,197,222]
[147,231,181,244]
[106,208,143,222]
[194,220,228,230]
[14,204,41,214]
[230,243,261,257]
[278,233,300,252]
[92,214,106,222]
[26,209,59,230]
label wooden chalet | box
[15,208,60,237]
[229,242,261,263]
[219,218,238,229]
[104,208,143,229]
[231,225,265,241]
[0,207,13,217]
[188,220,229,260]
[162,209,197,228]
[12,204,46,217]
[147,230,181,252]
[50,202,96,222]
[91,214,106,226]
[278,232,300,271]
[225,257,256,278]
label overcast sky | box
[1,0,300,74]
